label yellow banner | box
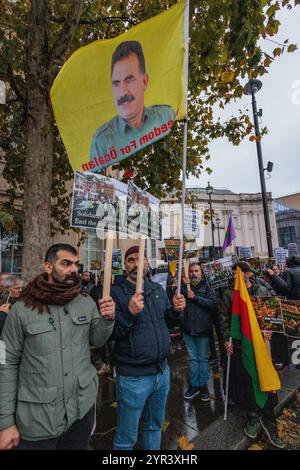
[50,1,187,173]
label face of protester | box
[0,273,9,285]
[112,53,149,128]
[81,272,90,283]
[189,264,202,285]
[44,250,80,285]
[124,252,148,283]
[10,280,23,299]
[272,265,280,276]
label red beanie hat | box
[124,245,147,260]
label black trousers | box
[224,346,278,420]
[16,407,94,450]
[209,309,226,361]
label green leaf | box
[287,43,298,53]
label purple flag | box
[222,215,236,251]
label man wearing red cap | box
[110,245,185,450]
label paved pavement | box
[90,338,300,450]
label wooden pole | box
[183,258,191,291]
[136,236,146,294]
[102,231,114,299]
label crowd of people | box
[0,244,299,451]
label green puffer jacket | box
[0,294,114,441]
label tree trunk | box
[22,0,53,282]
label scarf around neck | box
[20,273,81,314]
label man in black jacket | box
[182,262,217,401]
[110,246,185,450]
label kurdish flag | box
[230,267,281,408]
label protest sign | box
[184,208,203,243]
[127,181,160,239]
[288,243,299,257]
[51,2,186,173]
[250,297,284,334]
[71,171,161,239]
[202,256,235,290]
[164,239,181,261]
[71,171,127,231]
[112,249,123,276]
[281,300,300,338]
[237,246,253,259]
[260,257,276,270]
[274,248,288,265]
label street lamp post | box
[215,216,221,258]
[244,79,273,257]
[206,182,215,260]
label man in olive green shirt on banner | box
[0,243,115,450]
[89,40,175,171]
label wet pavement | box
[90,337,225,450]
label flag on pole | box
[50,1,187,173]
[230,267,281,408]
[222,215,236,251]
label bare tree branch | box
[48,0,85,82]
[50,15,135,25]
[1,55,26,105]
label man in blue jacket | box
[110,246,186,450]
[182,262,217,401]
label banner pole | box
[136,236,146,294]
[177,0,190,295]
[224,337,232,421]
[102,231,114,299]
[183,259,191,292]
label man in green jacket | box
[0,243,115,450]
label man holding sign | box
[110,245,185,450]
[0,244,115,451]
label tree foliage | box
[0,0,298,236]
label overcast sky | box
[187,6,300,199]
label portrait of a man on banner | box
[89,40,175,166]
[50,1,187,173]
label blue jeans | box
[113,367,170,450]
[183,334,209,388]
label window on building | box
[151,239,156,259]
[0,221,23,274]
[278,225,296,247]
[81,230,104,271]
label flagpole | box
[177,0,189,295]
[224,337,232,421]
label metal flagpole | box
[224,337,232,421]
[177,0,189,294]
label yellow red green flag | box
[230,267,281,408]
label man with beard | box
[80,271,94,295]
[89,41,175,170]
[0,243,115,450]
[110,246,186,450]
[181,262,217,401]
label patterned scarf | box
[20,273,82,314]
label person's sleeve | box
[219,290,232,341]
[0,306,24,431]
[90,286,101,304]
[164,289,182,321]
[271,274,290,295]
[89,302,114,348]
[192,285,217,310]
[110,292,138,341]
[0,311,7,336]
